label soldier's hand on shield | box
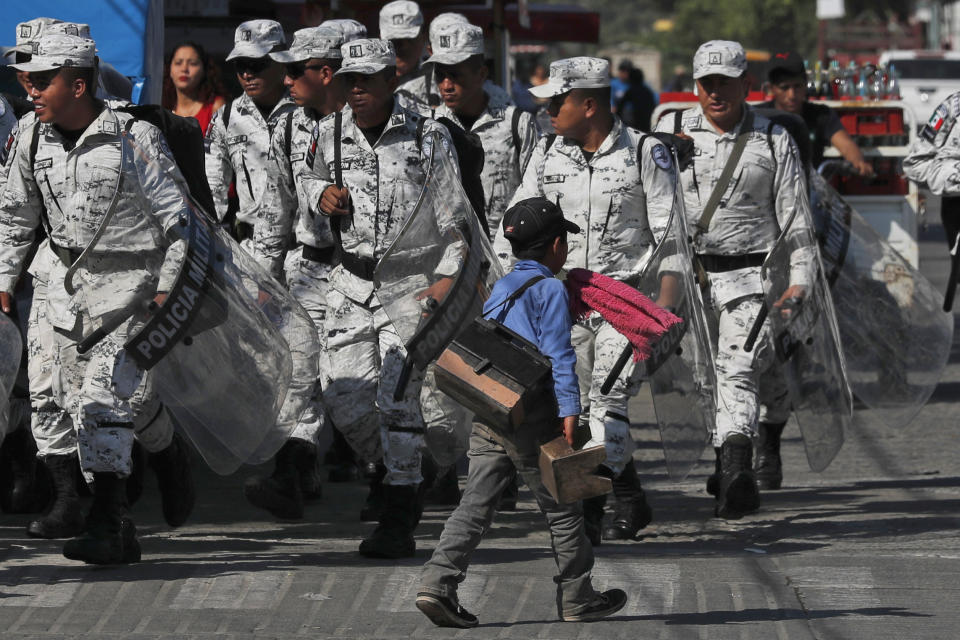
[415,277,454,316]
[852,158,875,178]
[320,185,351,216]
[0,291,11,314]
[773,285,806,319]
[561,415,578,447]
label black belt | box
[47,237,82,266]
[301,244,337,264]
[697,253,766,272]
[340,250,377,281]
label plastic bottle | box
[813,60,823,98]
[886,63,901,99]
[830,60,842,99]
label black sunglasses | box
[233,57,272,76]
[285,62,328,79]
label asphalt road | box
[1,223,958,639]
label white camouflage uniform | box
[655,99,805,446]
[297,39,459,486]
[500,57,677,473]
[0,40,188,476]
[204,20,296,269]
[903,91,960,195]
[3,23,144,462]
[259,26,349,448]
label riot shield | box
[78,134,318,475]
[635,182,715,480]
[374,131,504,464]
[757,172,852,472]
[810,172,952,428]
[0,312,22,438]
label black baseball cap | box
[502,197,580,250]
[767,51,805,81]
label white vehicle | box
[880,50,960,128]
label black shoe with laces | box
[416,592,479,628]
[561,588,628,622]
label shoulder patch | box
[651,143,672,170]
[922,103,950,142]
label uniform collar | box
[687,103,750,138]
[340,99,414,145]
[42,104,122,150]
[434,92,503,130]
[237,91,296,122]
[555,117,623,164]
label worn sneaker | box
[561,589,628,622]
[415,592,479,628]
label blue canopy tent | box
[0,0,163,104]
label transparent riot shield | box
[756,173,852,472]
[635,183,715,480]
[74,134,318,475]
[0,312,22,438]
[810,172,952,428]
[374,132,503,465]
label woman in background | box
[162,42,227,135]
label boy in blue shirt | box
[416,197,627,627]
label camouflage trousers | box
[706,294,791,447]
[50,310,173,476]
[283,248,332,447]
[25,278,74,458]
[571,316,640,475]
[324,288,425,486]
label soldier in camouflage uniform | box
[0,34,198,563]
[904,91,960,249]
[204,19,296,266]
[498,57,677,543]
[380,1,434,111]
[653,40,804,519]
[425,13,512,110]
[1,20,193,541]
[242,25,350,520]
[299,39,458,558]
[414,21,540,508]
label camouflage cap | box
[426,22,484,66]
[692,40,746,79]
[380,0,423,40]
[226,20,286,62]
[528,57,610,99]
[322,19,367,43]
[11,33,96,72]
[335,39,396,76]
[8,19,92,58]
[429,12,468,44]
[271,26,343,63]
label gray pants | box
[420,421,598,619]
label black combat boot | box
[705,447,721,496]
[358,483,418,558]
[602,461,653,540]
[755,422,786,490]
[27,454,85,539]
[715,434,760,520]
[582,494,607,546]
[63,472,138,564]
[326,429,361,482]
[421,455,461,508]
[0,428,48,513]
[149,431,195,527]
[360,462,386,521]
[244,438,317,519]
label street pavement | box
[2,225,959,639]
